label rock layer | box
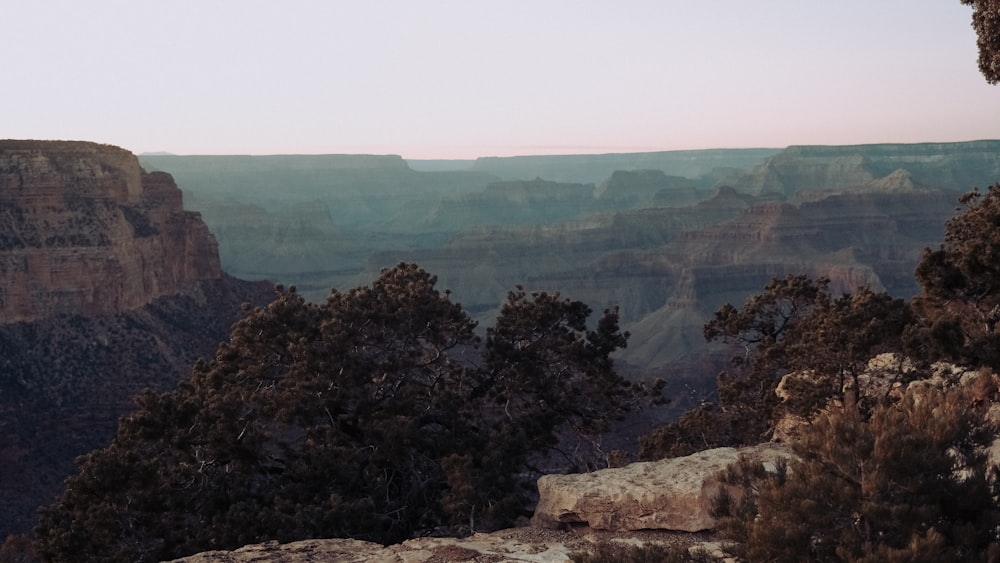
[0,140,221,322]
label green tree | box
[780,287,914,417]
[640,276,912,460]
[640,275,829,458]
[704,274,832,420]
[961,0,1000,84]
[33,264,632,563]
[913,183,1000,370]
[713,371,1000,562]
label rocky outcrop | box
[531,443,795,533]
[0,140,222,322]
[167,531,589,563]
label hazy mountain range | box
[141,140,1000,372]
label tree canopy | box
[640,275,912,460]
[913,183,1000,369]
[32,263,633,563]
[961,0,1000,84]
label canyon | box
[141,140,1000,378]
[3,139,999,545]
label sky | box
[3,1,998,159]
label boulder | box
[531,443,795,532]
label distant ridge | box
[405,159,475,172]
[731,139,1000,196]
[470,148,782,183]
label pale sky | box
[4,1,998,159]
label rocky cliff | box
[0,141,274,538]
[0,140,222,322]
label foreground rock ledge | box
[531,443,794,532]
[168,444,792,561]
[165,527,717,563]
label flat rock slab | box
[531,443,794,532]
[164,528,712,562]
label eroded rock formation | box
[168,444,790,562]
[0,140,222,322]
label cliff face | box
[0,140,221,322]
[0,141,274,539]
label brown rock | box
[530,443,795,532]
[0,140,221,322]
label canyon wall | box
[0,140,222,322]
[0,141,274,538]
[136,143,1000,374]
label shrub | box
[569,540,714,563]
[712,371,1000,561]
